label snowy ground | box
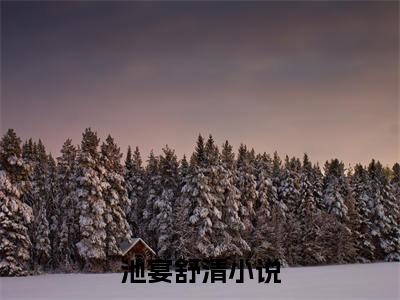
[1,262,399,300]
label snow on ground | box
[1,262,399,300]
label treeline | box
[0,128,399,276]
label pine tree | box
[153,146,179,258]
[271,151,287,213]
[56,139,79,271]
[179,155,190,181]
[100,136,132,266]
[142,151,162,249]
[0,171,33,276]
[46,154,59,268]
[295,154,325,265]
[350,164,375,262]
[0,129,27,183]
[176,135,218,258]
[22,139,35,164]
[275,156,302,265]
[368,160,400,261]
[278,156,301,213]
[216,141,250,259]
[190,134,206,168]
[252,153,275,261]
[125,146,146,236]
[312,163,324,209]
[236,144,257,244]
[30,140,51,271]
[172,155,190,258]
[390,163,400,223]
[322,159,350,220]
[0,130,32,276]
[75,128,107,271]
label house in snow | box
[118,238,156,269]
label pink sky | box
[1,1,399,166]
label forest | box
[0,128,399,276]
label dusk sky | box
[1,1,399,166]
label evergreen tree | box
[46,154,59,268]
[322,159,350,220]
[351,164,375,262]
[75,128,107,271]
[22,139,35,163]
[153,146,179,258]
[278,156,301,213]
[0,171,33,276]
[56,139,79,271]
[179,155,190,181]
[142,151,162,249]
[30,140,51,271]
[0,129,30,192]
[271,151,287,213]
[125,146,146,236]
[391,163,400,224]
[100,135,132,264]
[176,135,218,258]
[0,130,32,276]
[295,154,325,265]
[252,153,275,260]
[368,160,400,261]
[216,141,250,259]
[236,144,257,244]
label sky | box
[1,1,399,166]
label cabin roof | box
[119,238,156,256]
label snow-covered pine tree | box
[0,171,33,276]
[275,156,302,265]
[279,156,301,213]
[75,128,107,271]
[298,154,319,215]
[271,151,288,213]
[46,154,60,268]
[251,151,288,265]
[179,155,190,182]
[30,140,51,271]
[172,155,191,259]
[252,152,275,261]
[152,146,179,258]
[322,159,350,221]
[176,135,218,259]
[203,135,235,258]
[367,160,400,261]
[0,130,33,276]
[312,163,324,209]
[391,163,400,223]
[56,139,79,271]
[125,146,146,236]
[22,139,35,165]
[100,135,132,269]
[21,139,36,210]
[350,164,375,262]
[345,192,366,264]
[236,144,257,244]
[216,141,250,259]
[253,152,273,223]
[295,154,326,265]
[0,129,29,186]
[142,151,162,250]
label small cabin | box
[119,238,156,269]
